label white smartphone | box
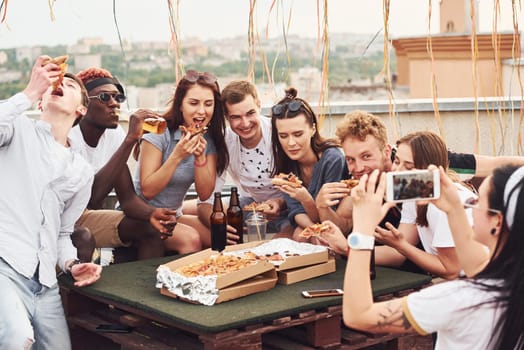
[301,289,344,298]
[385,169,440,203]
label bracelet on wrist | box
[194,157,208,167]
[66,259,81,275]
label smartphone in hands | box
[301,289,344,298]
[385,169,440,203]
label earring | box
[490,228,497,235]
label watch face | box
[349,235,359,247]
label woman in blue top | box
[135,70,229,252]
[271,87,348,241]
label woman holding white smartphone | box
[338,164,524,349]
[375,131,476,279]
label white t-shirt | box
[405,279,503,350]
[200,115,282,204]
[400,183,474,255]
[69,125,126,172]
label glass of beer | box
[142,116,167,134]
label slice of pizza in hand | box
[243,202,272,212]
[341,179,359,190]
[271,172,303,188]
[43,55,69,93]
[179,124,209,138]
[299,223,330,238]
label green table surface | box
[60,256,431,333]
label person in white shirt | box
[197,80,292,241]
[335,163,524,350]
[372,131,475,279]
[70,67,177,259]
[0,56,101,349]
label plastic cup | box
[246,214,267,242]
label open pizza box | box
[224,238,333,285]
[157,248,277,305]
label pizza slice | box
[341,179,359,190]
[243,202,272,212]
[44,55,69,93]
[299,223,330,238]
[179,124,208,138]
[271,172,303,188]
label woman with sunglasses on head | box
[373,131,476,279]
[336,164,524,349]
[270,87,349,241]
[135,70,229,251]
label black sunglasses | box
[89,92,126,104]
[271,100,303,117]
[184,70,217,85]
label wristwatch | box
[347,232,375,250]
[65,259,81,275]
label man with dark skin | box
[70,67,175,260]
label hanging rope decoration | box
[112,0,129,96]
[166,0,184,82]
[491,0,508,154]
[247,0,257,81]
[47,0,56,21]
[282,0,292,84]
[264,0,282,98]
[257,1,274,90]
[317,0,329,128]
[381,0,399,141]
[426,0,444,139]
[512,0,524,155]
[469,0,481,153]
[0,0,8,23]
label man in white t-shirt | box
[69,67,175,261]
[197,81,292,239]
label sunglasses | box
[463,197,501,215]
[271,100,303,117]
[184,70,217,85]
[89,92,126,104]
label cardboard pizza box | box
[277,257,336,285]
[224,239,329,272]
[161,269,277,304]
[159,248,275,290]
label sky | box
[0,0,523,49]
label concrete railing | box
[26,95,524,158]
[262,96,524,157]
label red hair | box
[76,67,113,85]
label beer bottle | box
[227,187,243,243]
[210,192,227,252]
[370,247,376,280]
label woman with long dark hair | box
[271,87,348,240]
[135,70,229,251]
[334,164,524,349]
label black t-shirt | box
[391,147,476,175]
[448,151,476,175]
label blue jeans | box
[240,197,291,233]
[0,258,71,350]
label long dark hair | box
[162,72,229,175]
[470,165,524,349]
[270,87,339,177]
